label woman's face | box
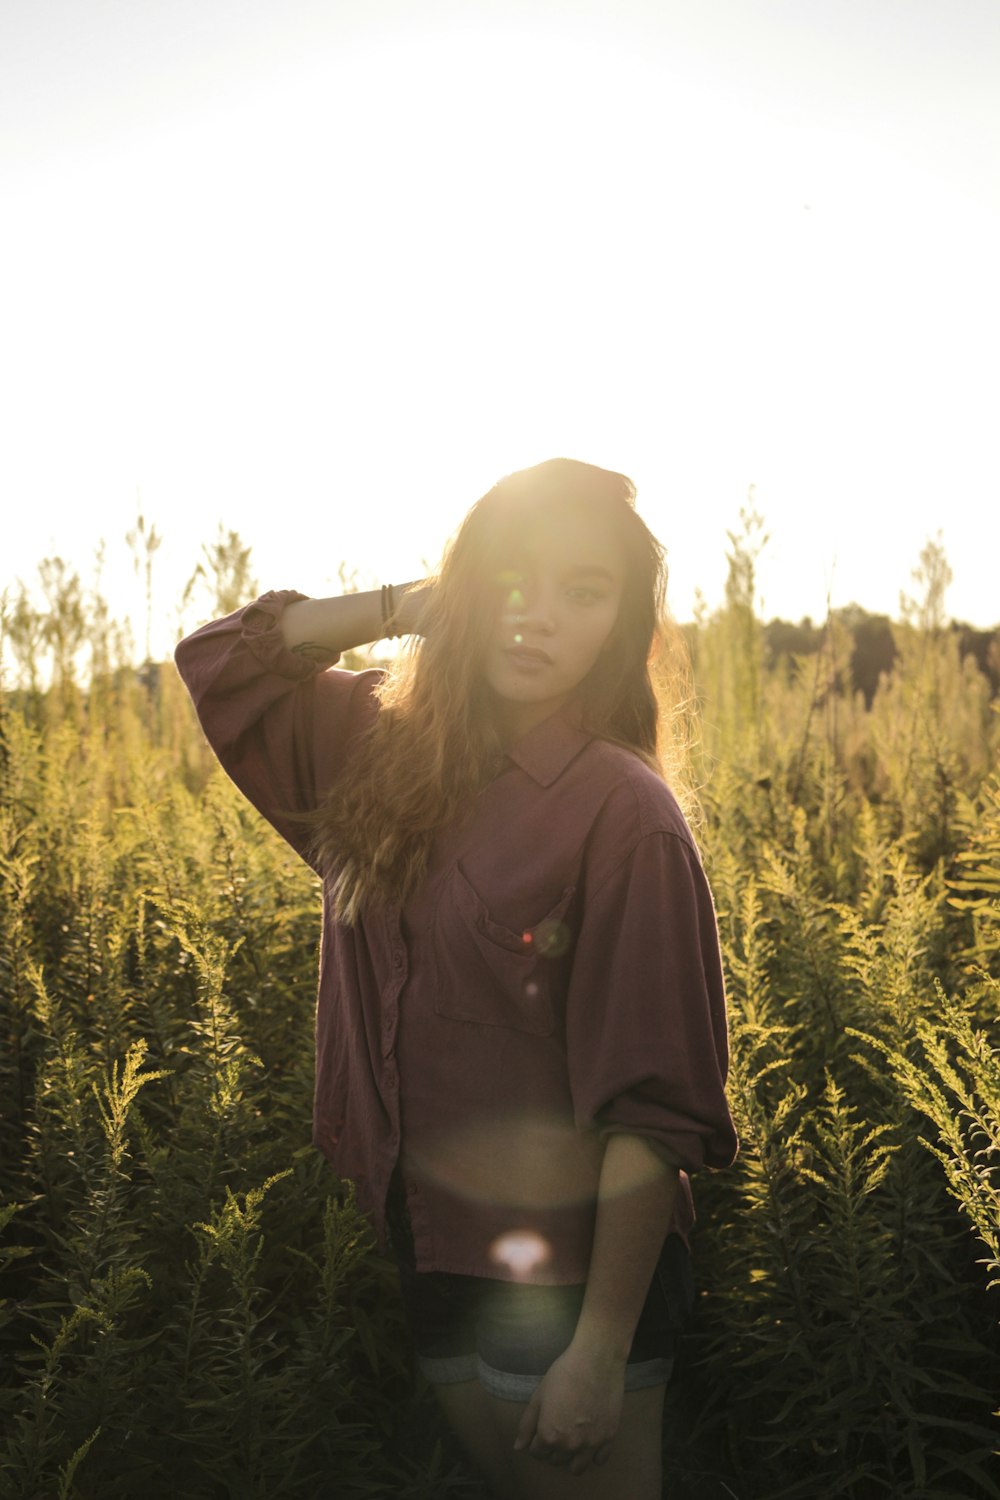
[481,503,626,744]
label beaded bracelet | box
[381,582,399,639]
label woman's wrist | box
[566,1325,631,1368]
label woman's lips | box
[505,645,552,668]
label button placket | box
[381,1003,396,1057]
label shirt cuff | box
[597,1126,685,1171]
[241,590,341,680]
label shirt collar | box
[502,698,594,787]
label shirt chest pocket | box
[432,866,576,1036]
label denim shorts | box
[386,1177,695,1403]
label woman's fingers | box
[529,1436,569,1462]
[528,1436,604,1472]
[513,1390,542,1452]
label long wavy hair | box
[304,457,697,922]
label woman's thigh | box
[431,1377,517,1496]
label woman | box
[174,457,737,1499]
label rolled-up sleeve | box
[566,830,738,1175]
[174,589,383,871]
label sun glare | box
[2,6,998,647]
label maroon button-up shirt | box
[175,589,738,1284]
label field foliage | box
[1,522,998,1498]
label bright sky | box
[3,0,999,664]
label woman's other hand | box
[512,1340,625,1475]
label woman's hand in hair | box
[392,580,433,637]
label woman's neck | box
[491,692,576,750]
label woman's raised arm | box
[174,580,428,871]
[280,580,430,658]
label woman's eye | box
[567,587,602,604]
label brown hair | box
[304,457,696,922]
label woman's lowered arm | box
[573,1133,679,1360]
[513,1135,679,1472]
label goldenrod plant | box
[0,526,996,1498]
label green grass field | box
[1,525,997,1498]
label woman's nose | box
[504,583,556,634]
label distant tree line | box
[763,608,1000,707]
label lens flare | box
[488,1229,552,1280]
[497,570,528,639]
[532,919,570,958]
[405,1110,605,1207]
